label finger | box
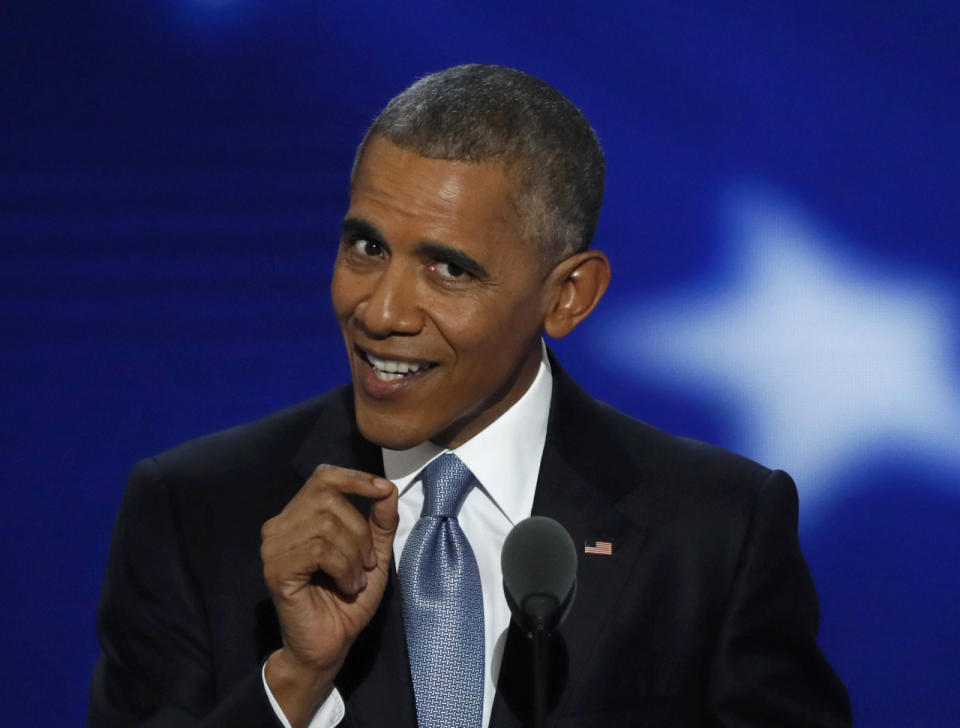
[268,485,379,570]
[308,535,367,597]
[298,467,392,568]
[263,467,393,568]
[368,482,399,562]
[303,464,394,499]
[268,508,370,585]
[264,526,368,597]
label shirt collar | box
[381,342,552,526]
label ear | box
[543,249,611,339]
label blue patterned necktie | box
[398,453,485,728]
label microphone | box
[501,515,578,632]
[501,516,577,728]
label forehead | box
[349,136,524,246]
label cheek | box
[433,296,541,362]
[431,300,503,351]
[330,267,361,319]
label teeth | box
[374,371,404,381]
[365,352,428,379]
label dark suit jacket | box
[89,362,851,727]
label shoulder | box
[125,386,353,508]
[154,386,350,474]
[593,396,775,488]
[550,365,793,527]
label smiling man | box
[89,65,850,728]
[335,134,603,451]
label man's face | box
[331,135,552,450]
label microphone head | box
[501,516,578,634]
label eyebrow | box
[415,241,489,279]
[341,217,384,244]
[341,216,490,279]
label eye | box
[351,238,384,257]
[433,261,468,280]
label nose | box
[355,262,423,338]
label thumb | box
[368,479,399,557]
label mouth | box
[357,346,437,382]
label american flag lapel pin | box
[584,539,613,555]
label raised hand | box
[260,464,399,726]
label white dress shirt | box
[266,346,553,728]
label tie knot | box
[420,453,475,518]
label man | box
[89,65,851,727]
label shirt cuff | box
[261,660,346,728]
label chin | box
[355,411,428,451]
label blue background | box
[3,1,958,724]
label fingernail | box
[365,547,377,568]
[373,477,392,491]
[358,572,367,590]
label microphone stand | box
[531,625,549,728]
[524,594,556,728]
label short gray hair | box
[351,64,604,266]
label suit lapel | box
[490,362,653,728]
[290,386,418,728]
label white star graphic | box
[595,185,960,513]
